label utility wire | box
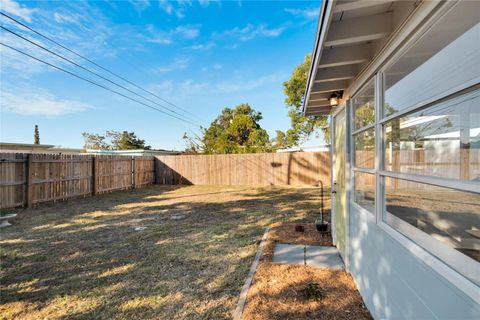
[0,42,200,127]
[0,11,205,124]
[1,25,202,126]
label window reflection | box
[353,81,375,130]
[354,172,375,212]
[384,10,479,117]
[384,90,480,181]
[385,177,480,263]
[354,129,375,169]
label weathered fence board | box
[155,152,331,187]
[0,153,155,209]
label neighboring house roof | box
[84,149,180,156]
[0,142,83,154]
[303,0,418,116]
[276,145,330,153]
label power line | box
[0,11,205,124]
[0,42,200,127]
[1,25,203,126]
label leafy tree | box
[81,132,109,150]
[34,125,40,144]
[283,54,329,146]
[82,130,150,150]
[185,103,271,154]
[111,131,151,150]
[273,130,288,149]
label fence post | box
[92,156,97,196]
[132,156,136,189]
[25,154,34,208]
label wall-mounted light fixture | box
[329,91,343,107]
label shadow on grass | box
[0,185,330,320]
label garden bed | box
[242,222,372,320]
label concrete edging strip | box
[232,227,269,320]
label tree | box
[185,103,272,154]
[273,130,288,149]
[34,125,40,144]
[283,54,329,146]
[81,132,109,150]
[111,131,151,150]
[81,130,151,150]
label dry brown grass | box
[243,223,372,320]
[0,185,326,320]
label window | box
[354,172,375,212]
[352,79,376,213]
[384,5,479,117]
[353,80,375,130]
[349,1,480,287]
[378,1,480,286]
[384,89,480,181]
[354,128,375,169]
[384,177,480,285]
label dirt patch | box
[243,222,372,320]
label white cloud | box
[155,57,190,73]
[285,7,319,19]
[175,25,199,39]
[1,87,92,116]
[143,24,200,45]
[216,23,287,42]
[190,41,215,50]
[216,73,284,93]
[0,0,35,22]
[129,0,150,12]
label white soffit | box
[304,0,417,117]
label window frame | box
[351,77,378,215]
[354,76,480,300]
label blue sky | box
[0,0,321,150]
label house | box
[303,1,479,319]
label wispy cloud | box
[154,57,191,73]
[0,0,35,22]
[216,72,284,93]
[284,7,319,19]
[142,24,200,45]
[189,41,216,51]
[129,0,150,12]
[158,0,220,19]
[1,86,92,116]
[215,23,287,42]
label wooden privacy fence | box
[0,153,155,209]
[155,152,331,186]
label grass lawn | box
[0,185,328,320]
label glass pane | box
[384,90,480,181]
[354,172,375,212]
[384,177,480,263]
[353,80,375,130]
[354,128,375,169]
[384,3,480,117]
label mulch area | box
[242,222,372,320]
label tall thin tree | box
[34,125,40,144]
